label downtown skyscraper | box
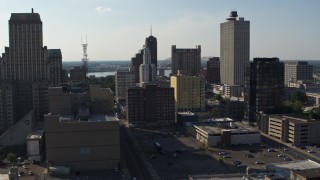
[0,10,49,133]
[139,46,156,84]
[220,11,250,86]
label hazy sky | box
[0,0,319,61]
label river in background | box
[88,69,171,77]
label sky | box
[0,0,319,61]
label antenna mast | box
[82,35,88,87]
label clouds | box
[95,7,112,13]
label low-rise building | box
[290,167,320,180]
[44,113,120,170]
[267,114,320,146]
[194,121,260,147]
[26,130,44,161]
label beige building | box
[115,68,135,103]
[45,113,119,170]
[170,74,205,111]
[90,85,114,113]
[48,87,72,115]
[194,121,260,147]
[220,11,250,86]
[268,115,320,146]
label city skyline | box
[0,0,319,61]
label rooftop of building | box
[194,121,258,135]
[59,114,118,123]
[291,167,320,178]
[266,160,320,178]
[177,111,196,116]
[269,114,320,124]
[10,11,41,23]
[48,49,62,57]
[26,130,44,140]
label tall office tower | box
[284,61,313,86]
[220,11,250,86]
[139,47,156,84]
[115,67,135,103]
[126,84,175,127]
[131,33,158,83]
[244,58,284,124]
[207,57,220,84]
[171,45,201,76]
[0,10,49,132]
[131,49,144,83]
[48,49,62,87]
[145,33,157,71]
[170,73,205,112]
[1,10,48,81]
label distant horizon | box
[1,0,319,60]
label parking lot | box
[131,127,236,179]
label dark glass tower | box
[244,58,284,124]
[145,35,157,71]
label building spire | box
[150,26,152,36]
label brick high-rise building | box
[126,84,175,127]
[171,45,201,76]
[244,58,284,123]
[207,57,220,84]
[220,11,250,86]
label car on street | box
[284,157,292,161]
[255,161,264,165]
[28,171,34,176]
[308,150,316,153]
[278,154,285,157]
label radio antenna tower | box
[81,35,88,87]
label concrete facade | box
[170,74,205,112]
[44,113,120,170]
[89,84,114,113]
[284,61,313,86]
[115,68,135,102]
[267,114,320,146]
[220,11,250,86]
[194,121,260,147]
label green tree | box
[6,152,17,162]
[214,94,223,101]
[292,90,307,104]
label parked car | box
[28,171,34,176]
[218,151,228,155]
[268,148,276,152]
[284,157,292,161]
[278,154,285,157]
[223,155,231,158]
[233,161,241,166]
[308,150,316,153]
[248,149,257,153]
[300,146,307,150]
[245,154,254,158]
[255,161,264,165]
[283,148,288,151]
